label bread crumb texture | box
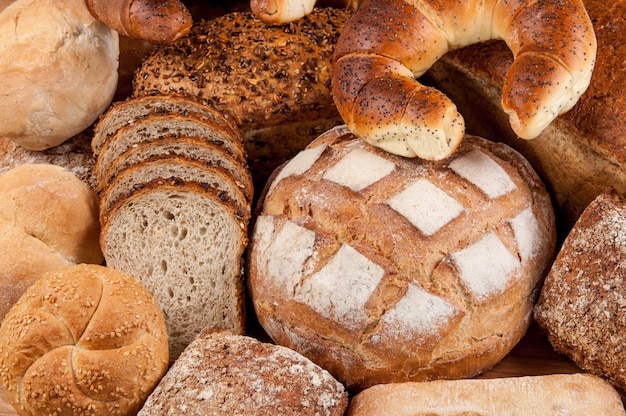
[0,263,169,416]
[535,191,626,391]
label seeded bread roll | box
[138,327,348,415]
[423,0,623,229]
[534,191,626,393]
[0,263,169,416]
[0,164,102,322]
[248,126,556,391]
[133,8,351,187]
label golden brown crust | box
[331,0,596,159]
[248,127,556,391]
[0,263,169,416]
[85,0,192,44]
[534,191,626,393]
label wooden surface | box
[0,323,589,415]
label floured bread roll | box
[0,164,102,322]
[0,0,119,150]
[0,263,169,416]
[248,126,556,391]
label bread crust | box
[249,126,556,391]
[331,0,596,160]
[0,263,169,416]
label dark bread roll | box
[534,191,626,393]
[138,327,348,415]
[248,126,556,391]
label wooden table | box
[0,323,591,415]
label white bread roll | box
[0,164,103,321]
[138,327,348,415]
[0,0,119,150]
[248,126,556,391]
[0,263,169,416]
[347,373,626,415]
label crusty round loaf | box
[0,0,119,150]
[138,326,348,416]
[0,263,169,416]
[534,191,626,393]
[248,126,556,391]
[0,164,103,321]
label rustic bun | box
[0,263,169,416]
[424,0,623,229]
[0,0,119,150]
[347,374,626,415]
[0,164,102,321]
[133,8,350,187]
[534,191,626,392]
[138,327,348,415]
[332,0,596,160]
[248,126,556,391]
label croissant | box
[84,0,192,44]
[332,0,597,160]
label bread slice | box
[100,179,248,361]
[94,112,247,184]
[138,327,348,416]
[92,93,240,156]
[98,155,250,220]
[99,136,253,201]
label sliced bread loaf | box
[100,179,249,361]
[99,136,253,201]
[99,155,250,221]
[94,112,247,184]
[92,93,240,157]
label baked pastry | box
[138,327,348,415]
[347,373,626,415]
[0,263,169,416]
[331,0,596,160]
[423,0,624,229]
[534,191,626,393]
[84,0,192,44]
[248,126,556,391]
[0,0,119,150]
[101,180,249,361]
[0,164,102,321]
[133,8,351,187]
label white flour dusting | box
[449,149,516,199]
[323,148,396,192]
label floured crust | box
[534,191,626,393]
[248,126,556,391]
[138,327,348,415]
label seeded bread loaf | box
[0,263,169,416]
[423,0,624,230]
[138,327,349,415]
[534,191,626,393]
[133,8,351,187]
[248,126,556,391]
[101,180,249,361]
[347,373,626,415]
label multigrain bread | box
[0,0,119,150]
[98,155,250,220]
[0,164,102,321]
[248,126,556,391]
[94,112,247,185]
[423,0,624,229]
[133,8,351,187]
[347,373,626,415]
[100,136,253,200]
[534,191,626,393]
[0,263,169,416]
[101,180,249,361]
[138,327,349,415]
